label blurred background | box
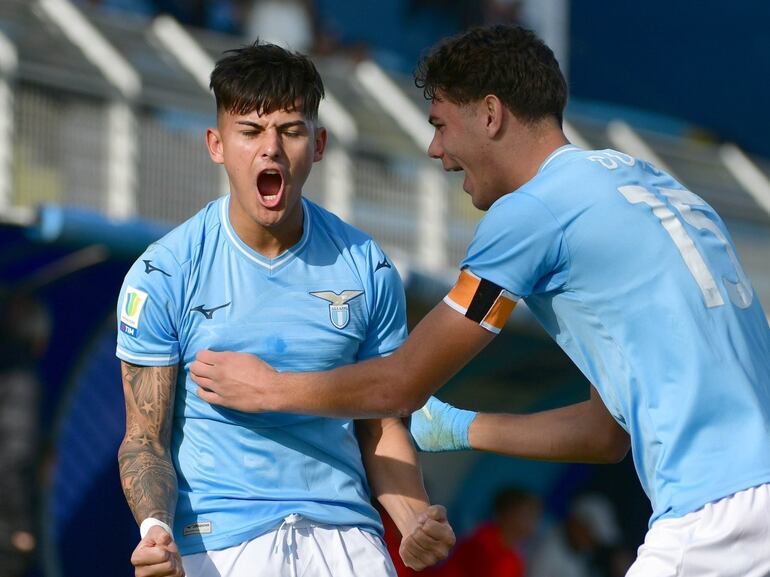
[0,0,768,575]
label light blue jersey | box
[459,145,770,525]
[116,196,407,554]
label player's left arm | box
[411,386,630,463]
[355,418,455,570]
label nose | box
[262,128,283,159]
[427,132,442,160]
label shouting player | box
[116,42,454,577]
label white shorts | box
[181,514,397,577]
[627,483,770,577]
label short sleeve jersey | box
[116,196,407,554]
[447,145,770,525]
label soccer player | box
[116,43,454,577]
[189,25,770,577]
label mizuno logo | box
[191,302,231,319]
[310,290,364,329]
[143,260,171,276]
[375,258,391,272]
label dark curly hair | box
[210,41,324,120]
[415,25,567,126]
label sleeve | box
[115,243,184,366]
[356,241,408,361]
[445,192,568,333]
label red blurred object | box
[426,523,526,577]
[380,505,423,576]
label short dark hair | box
[415,25,567,125]
[210,42,324,120]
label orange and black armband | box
[443,269,516,334]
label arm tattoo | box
[118,361,178,527]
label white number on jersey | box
[618,185,753,309]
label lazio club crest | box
[310,290,364,329]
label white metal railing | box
[607,120,676,177]
[720,143,770,218]
[37,0,140,219]
[1,0,768,290]
[0,30,16,212]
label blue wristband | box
[410,396,477,452]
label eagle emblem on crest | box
[310,290,364,329]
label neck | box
[228,199,305,259]
[498,120,570,194]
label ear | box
[313,126,328,162]
[483,95,504,138]
[205,127,224,164]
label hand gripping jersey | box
[116,196,407,554]
[446,145,770,525]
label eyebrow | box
[235,120,308,130]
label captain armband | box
[443,270,517,334]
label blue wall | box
[318,0,769,156]
[569,0,770,156]
[315,0,460,72]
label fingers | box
[420,517,455,550]
[400,527,452,570]
[190,360,221,396]
[190,369,215,390]
[132,540,185,577]
[399,509,455,570]
[194,349,219,365]
[152,528,173,547]
[196,386,222,404]
[189,359,216,380]
[135,558,185,577]
[424,504,447,522]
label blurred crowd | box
[0,292,51,577]
[384,487,634,577]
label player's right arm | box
[355,418,455,570]
[118,362,184,577]
[193,300,495,417]
[191,190,561,419]
[411,387,630,464]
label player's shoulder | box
[304,198,380,253]
[521,146,667,214]
[532,147,621,186]
[305,198,398,280]
[306,198,370,239]
[541,146,659,186]
[143,198,223,270]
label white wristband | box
[140,517,173,540]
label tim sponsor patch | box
[120,286,148,338]
[183,521,213,536]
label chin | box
[469,194,490,211]
[258,213,287,229]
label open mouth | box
[257,169,284,207]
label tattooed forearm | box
[118,361,178,526]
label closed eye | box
[280,123,308,137]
